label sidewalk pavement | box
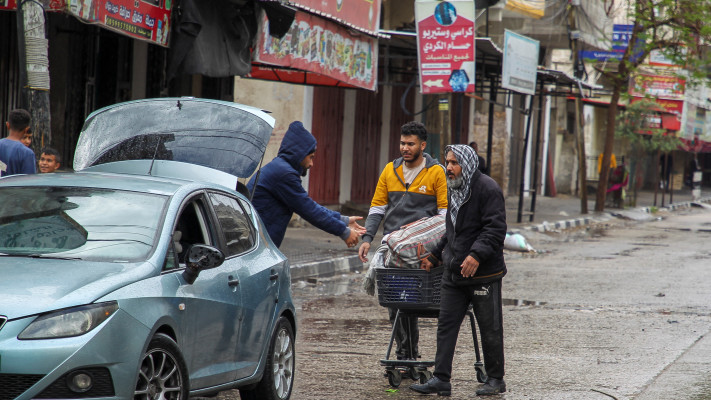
[279,189,711,281]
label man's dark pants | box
[433,273,504,382]
[388,307,419,359]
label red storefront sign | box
[629,74,686,100]
[253,11,378,91]
[415,0,476,94]
[2,1,171,46]
[630,97,683,132]
[66,0,172,47]
[0,0,65,11]
[288,0,381,35]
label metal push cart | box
[375,266,487,388]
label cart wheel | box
[419,370,433,384]
[387,370,402,387]
[475,366,487,383]
[408,367,420,380]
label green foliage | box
[600,0,711,89]
[614,99,682,153]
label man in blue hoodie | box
[248,121,365,248]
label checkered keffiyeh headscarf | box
[445,144,479,225]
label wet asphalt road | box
[209,206,711,400]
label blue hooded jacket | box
[247,121,349,247]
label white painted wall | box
[233,78,308,185]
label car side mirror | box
[182,244,225,284]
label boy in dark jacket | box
[411,144,507,396]
[247,121,364,248]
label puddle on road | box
[503,298,547,306]
[294,275,547,308]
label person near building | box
[469,141,489,175]
[1,109,36,177]
[247,121,365,248]
[410,144,507,396]
[358,121,448,360]
[38,147,62,173]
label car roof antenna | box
[147,137,164,176]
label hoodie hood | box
[277,121,317,174]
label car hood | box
[0,258,156,320]
[73,98,275,178]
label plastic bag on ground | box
[504,232,535,252]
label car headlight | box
[19,302,118,340]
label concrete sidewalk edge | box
[525,196,711,233]
[289,196,711,281]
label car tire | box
[134,333,189,400]
[239,317,295,400]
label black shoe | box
[476,377,506,396]
[409,376,451,396]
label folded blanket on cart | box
[363,215,446,295]
[383,214,446,269]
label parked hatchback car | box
[0,98,296,400]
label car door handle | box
[269,270,279,281]
[227,275,240,287]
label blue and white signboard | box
[502,30,539,96]
[612,24,633,51]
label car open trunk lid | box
[73,98,275,178]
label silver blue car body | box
[0,98,296,400]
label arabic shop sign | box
[0,0,65,10]
[288,0,382,36]
[65,0,172,47]
[253,11,378,91]
[629,74,686,100]
[502,30,539,96]
[415,0,475,94]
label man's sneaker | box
[476,377,506,396]
[409,376,451,396]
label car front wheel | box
[240,317,295,400]
[134,333,189,400]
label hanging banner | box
[253,11,378,91]
[288,0,381,36]
[65,0,172,47]
[415,0,475,94]
[0,0,65,10]
[629,74,686,100]
[502,30,539,96]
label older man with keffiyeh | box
[410,144,508,397]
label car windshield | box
[0,187,168,262]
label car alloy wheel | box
[134,333,189,400]
[239,317,295,400]
[272,321,294,398]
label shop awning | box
[248,9,379,90]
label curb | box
[525,215,611,233]
[290,196,711,280]
[526,196,711,233]
[291,254,363,281]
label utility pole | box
[568,0,588,214]
[16,0,52,152]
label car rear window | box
[0,186,168,262]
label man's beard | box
[403,148,422,163]
[447,174,464,190]
[301,168,309,177]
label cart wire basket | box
[375,266,443,310]
[374,265,488,388]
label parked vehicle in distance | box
[0,98,296,400]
